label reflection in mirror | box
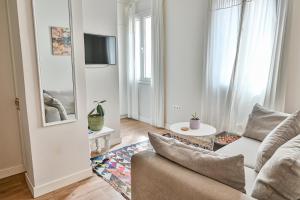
[33,0,77,126]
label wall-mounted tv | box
[84,33,117,65]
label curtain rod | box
[212,0,253,10]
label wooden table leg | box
[95,138,101,152]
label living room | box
[1,0,300,200]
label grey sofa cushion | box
[243,104,289,142]
[216,137,261,169]
[252,134,300,200]
[148,132,246,193]
[45,90,75,114]
[43,92,68,121]
[255,110,300,172]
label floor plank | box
[0,119,167,200]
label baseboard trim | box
[25,173,34,196]
[139,116,151,124]
[0,164,25,179]
[120,114,128,119]
[26,168,92,198]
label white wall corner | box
[26,168,92,198]
[0,165,25,179]
[120,114,128,119]
[111,136,122,146]
[164,123,170,130]
[25,173,34,196]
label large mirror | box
[33,0,77,126]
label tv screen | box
[84,34,117,65]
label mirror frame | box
[32,0,78,127]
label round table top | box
[169,122,217,137]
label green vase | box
[88,115,104,131]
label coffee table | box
[170,122,217,150]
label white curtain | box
[264,0,289,111]
[151,0,165,128]
[201,0,288,133]
[127,1,139,120]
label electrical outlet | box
[172,105,182,111]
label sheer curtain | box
[201,0,288,133]
[127,1,139,120]
[151,0,165,128]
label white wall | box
[283,0,300,113]
[16,0,92,197]
[83,0,121,144]
[165,0,209,126]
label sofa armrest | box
[132,151,256,200]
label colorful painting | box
[51,27,71,56]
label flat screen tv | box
[84,33,117,65]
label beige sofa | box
[132,136,260,200]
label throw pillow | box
[255,110,300,172]
[45,90,75,114]
[148,132,246,193]
[43,92,68,120]
[243,104,289,142]
[252,134,300,200]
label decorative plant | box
[190,112,200,129]
[88,100,106,131]
[191,112,200,120]
[88,100,106,117]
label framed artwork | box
[51,27,71,56]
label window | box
[135,15,152,82]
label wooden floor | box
[0,118,167,200]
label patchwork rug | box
[91,140,151,200]
[91,133,240,200]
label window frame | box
[135,11,152,83]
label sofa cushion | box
[149,132,246,193]
[216,137,261,169]
[43,92,68,121]
[245,167,257,195]
[252,134,300,200]
[243,104,289,142]
[44,90,75,114]
[255,110,300,172]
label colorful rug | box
[91,140,151,200]
[91,133,240,199]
